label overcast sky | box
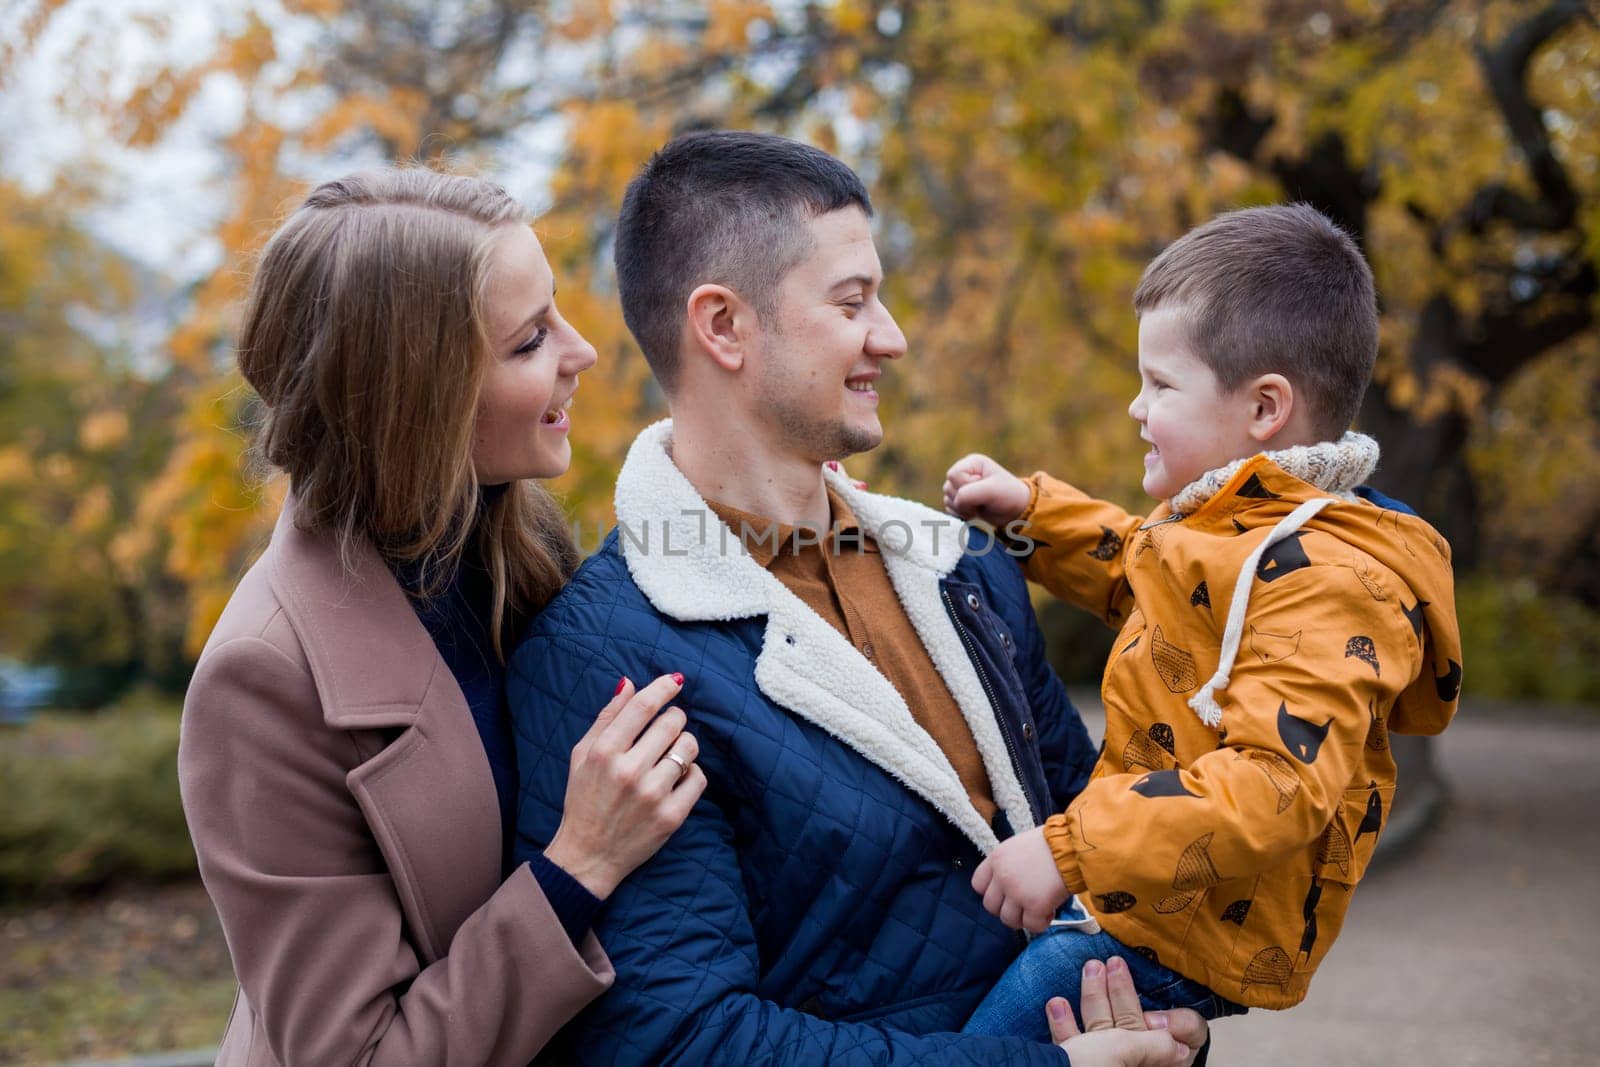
[0,0,249,282]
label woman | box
[178,168,705,1066]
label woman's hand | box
[544,674,706,899]
[1048,957,1209,1067]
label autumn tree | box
[20,0,1598,687]
[0,175,191,702]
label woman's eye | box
[514,326,549,356]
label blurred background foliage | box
[1,0,1597,715]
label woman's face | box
[473,225,598,484]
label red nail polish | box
[614,677,628,696]
[855,481,868,490]
[672,672,684,686]
[826,461,840,471]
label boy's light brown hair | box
[1133,203,1377,440]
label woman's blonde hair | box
[239,167,580,657]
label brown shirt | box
[706,487,998,825]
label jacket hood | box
[1186,454,1462,737]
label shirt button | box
[861,642,875,659]
[966,593,980,610]
[1022,722,1035,742]
[951,855,966,870]
[1001,632,1012,649]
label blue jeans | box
[963,921,1246,1043]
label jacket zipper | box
[943,588,1042,824]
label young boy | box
[946,204,1462,1039]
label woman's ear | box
[685,283,752,373]
[1245,373,1295,443]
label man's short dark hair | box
[1133,203,1378,439]
[614,130,873,391]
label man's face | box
[752,207,907,461]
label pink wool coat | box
[178,500,614,1066]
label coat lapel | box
[613,420,1034,852]
[265,500,502,963]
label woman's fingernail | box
[826,461,840,471]
[672,672,684,686]
[854,481,868,490]
[1046,998,1068,1021]
[614,677,628,696]
[1084,960,1103,978]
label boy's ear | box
[1245,373,1295,443]
[685,283,755,374]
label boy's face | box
[1129,304,1260,500]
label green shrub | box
[1455,575,1600,707]
[0,695,195,903]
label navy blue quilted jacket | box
[509,422,1097,1065]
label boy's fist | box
[943,454,1031,526]
[971,826,1071,933]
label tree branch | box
[1467,0,1591,232]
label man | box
[507,131,1104,1064]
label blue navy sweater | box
[391,505,599,946]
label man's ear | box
[1245,373,1295,443]
[685,283,754,373]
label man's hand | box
[971,826,1071,933]
[943,454,1032,526]
[1049,957,1209,1067]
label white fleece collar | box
[612,419,1035,852]
[1169,432,1380,516]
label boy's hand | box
[971,826,1071,933]
[943,454,1032,526]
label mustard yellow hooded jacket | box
[1026,452,1461,1009]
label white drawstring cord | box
[1187,498,1338,728]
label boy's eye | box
[513,326,549,356]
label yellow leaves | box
[40,453,76,486]
[216,14,278,80]
[303,91,428,156]
[827,0,874,39]
[119,68,209,149]
[705,0,774,54]
[108,526,155,586]
[5,0,1589,687]
[1468,332,1600,573]
[282,0,344,16]
[1384,367,1420,412]
[0,0,72,85]
[0,446,31,487]
[71,485,112,536]
[79,411,129,453]
[117,13,278,149]
[551,0,618,42]
[552,100,671,209]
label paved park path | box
[1071,699,1598,1066]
